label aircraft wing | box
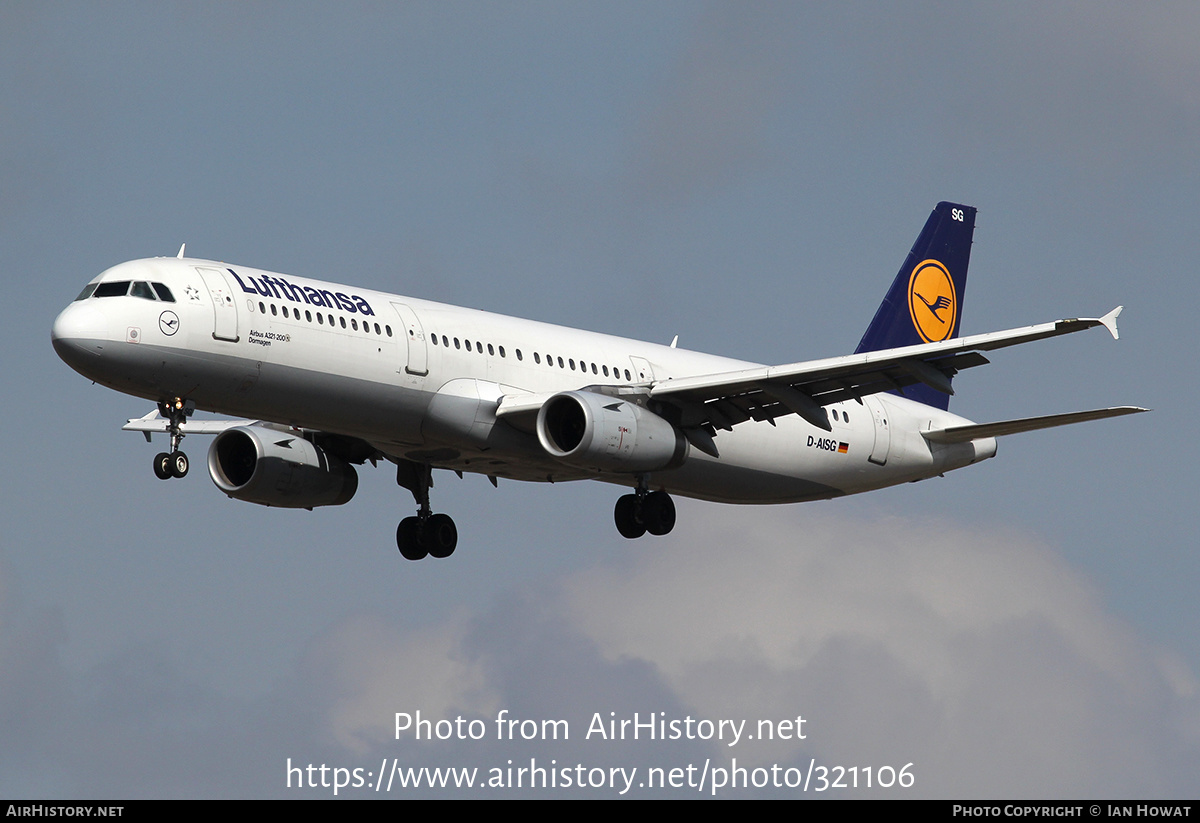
[648,308,1125,432]
[122,409,255,437]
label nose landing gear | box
[152,398,192,480]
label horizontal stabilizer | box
[922,406,1149,444]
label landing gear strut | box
[395,461,458,560]
[153,398,192,480]
[614,476,676,539]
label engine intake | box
[536,391,687,472]
[208,426,358,508]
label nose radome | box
[52,301,105,342]
[51,302,107,372]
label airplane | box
[51,202,1146,560]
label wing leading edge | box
[646,307,1125,433]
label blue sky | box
[2,3,1196,797]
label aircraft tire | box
[643,491,676,536]
[425,513,458,558]
[170,451,189,479]
[397,517,427,560]
[153,452,173,480]
[614,494,645,539]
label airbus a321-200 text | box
[52,202,1146,560]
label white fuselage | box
[51,257,995,505]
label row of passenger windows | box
[255,301,392,337]
[77,281,175,302]
[251,299,635,382]
[428,332,634,381]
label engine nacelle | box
[536,391,687,473]
[207,426,358,508]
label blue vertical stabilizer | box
[854,202,976,409]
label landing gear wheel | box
[153,397,192,481]
[169,451,189,478]
[614,494,646,539]
[643,491,676,536]
[425,513,458,558]
[397,517,427,560]
[153,452,173,480]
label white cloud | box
[558,507,1199,796]
[2,506,1195,797]
[302,611,500,755]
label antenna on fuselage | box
[176,243,186,259]
[670,335,678,348]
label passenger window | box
[151,282,175,302]
[374,323,381,335]
[557,357,564,368]
[487,343,494,356]
[515,349,522,361]
[386,325,392,337]
[305,310,312,322]
[340,317,347,329]
[441,335,448,347]
[353,319,359,331]
[317,313,324,324]
[498,345,505,358]
[270,304,277,316]
[591,363,597,374]
[454,338,461,349]
[602,365,609,377]
[534,352,540,364]
[569,359,575,370]
[624,369,631,381]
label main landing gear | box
[152,398,192,480]
[395,461,458,561]
[614,477,676,539]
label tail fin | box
[854,201,977,410]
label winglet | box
[1099,306,1122,340]
[177,243,186,259]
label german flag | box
[838,442,849,454]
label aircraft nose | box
[51,302,108,372]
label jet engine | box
[207,426,358,508]
[536,391,687,473]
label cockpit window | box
[94,281,131,298]
[74,283,98,301]
[130,281,155,300]
[151,283,175,302]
